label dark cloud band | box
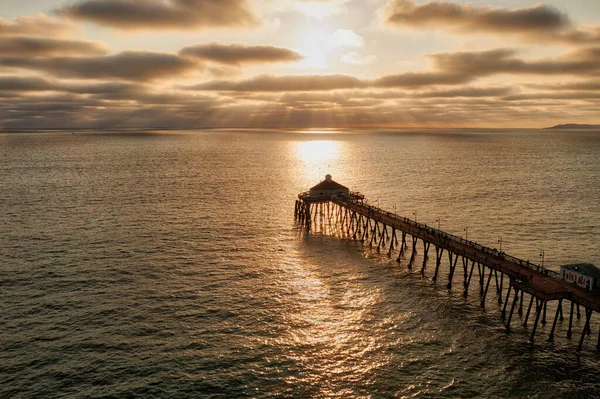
[384,0,569,32]
[381,0,600,45]
[56,0,260,30]
[179,43,303,65]
[0,51,198,81]
[0,37,107,56]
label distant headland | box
[544,123,600,129]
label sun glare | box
[302,27,334,68]
[296,140,341,181]
[296,140,340,183]
[297,140,339,164]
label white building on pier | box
[560,263,600,291]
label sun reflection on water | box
[295,140,341,184]
[274,253,399,397]
[296,140,339,163]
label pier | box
[295,176,600,354]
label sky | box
[1,0,600,129]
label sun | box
[301,26,334,68]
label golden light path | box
[295,140,341,185]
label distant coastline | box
[544,123,600,129]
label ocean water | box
[1,128,600,398]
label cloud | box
[295,0,351,18]
[0,76,55,91]
[64,82,147,96]
[179,43,302,65]
[0,51,198,81]
[525,80,600,91]
[381,0,600,45]
[502,91,600,101]
[414,86,515,98]
[0,37,108,56]
[373,71,472,87]
[383,0,568,31]
[1,83,598,129]
[188,70,477,93]
[341,51,378,65]
[185,74,367,92]
[56,0,260,30]
[0,77,148,97]
[330,29,364,48]
[429,48,600,77]
[0,14,73,37]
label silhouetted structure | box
[295,176,600,354]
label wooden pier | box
[294,179,600,354]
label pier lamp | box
[393,204,396,214]
[498,237,503,251]
[436,218,441,230]
[540,250,545,267]
[464,226,469,241]
[413,211,417,223]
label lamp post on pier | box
[464,226,469,241]
[540,250,545,268]
[498,236,503,252]
[436,218,441,230]
[413,211,417,223]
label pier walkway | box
[294,182,600,354]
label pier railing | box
[341,197,561,279]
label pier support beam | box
[376,224,386,252]
[524,295,534,328]
[501,285,512,320]
[497,273,504,305]
[462,257,469,289]
[478,264,485,296]
[480,270,494,308]
[558,301,564,322]
[577,307,593,352]
[408,236,418,269]
[506,286,519,332]
[421,242,431,274]
[432,246,444,280]
[388,229,396,256]
[518,290,524,316]
[549,299,563,342]
[567,300,575,339]
[541,301,547,325]
[447,252,459,289]
[396,232,407,262]
[360,218,369,242]
[530,299,544,345]
[464,259,476,298]
[369,221,377,247]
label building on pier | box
[560,264,600,291]
[309,174,349,199]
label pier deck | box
[295,186,600,353]
[334,198,597,307]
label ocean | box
[2,128,600,398]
